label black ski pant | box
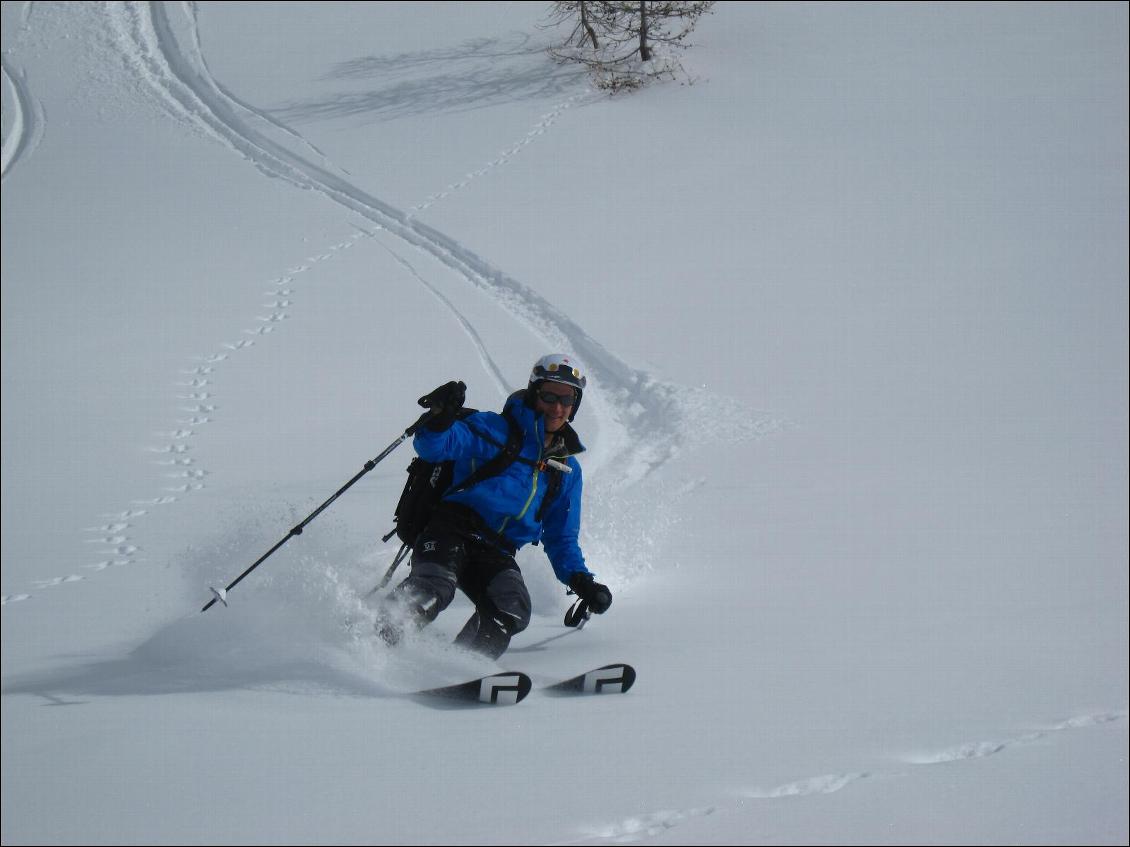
[388,519,531,659]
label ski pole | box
[364,542,413,598]
[201,409,436,613]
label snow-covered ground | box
[2,2,1126,844]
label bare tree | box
[544,1,715,92]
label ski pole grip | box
[406,408,441,436]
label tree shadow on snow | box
[271,33,587,124]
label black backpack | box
[384,408,535,548]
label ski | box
[544,663,636,695]
[415,671,532,705]
[412,664,635,705]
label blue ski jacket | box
[412,391,590,585]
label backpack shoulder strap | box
[534,463,565,522]
[447,409,525,495]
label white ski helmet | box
[528,353,586,420]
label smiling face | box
[533,382,577,436]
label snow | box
[2,2,1127,844]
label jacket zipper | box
[497,417,542,535]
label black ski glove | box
[418,381,466,431]
[569,572,612,614]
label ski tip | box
[208,586,229,607]
[547,663,636,695]
[609,663,636,694]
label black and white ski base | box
[544,663,636,695]
[413,664,635,705]
[417,671,532,705]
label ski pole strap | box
[564,597,590,628]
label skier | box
[377,353,612,658]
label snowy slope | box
[2,2,1127,845]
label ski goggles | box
[535,389,577,407]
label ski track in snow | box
[8,0,777,605]
[897,709,1130,765]
[111,0,777,476]
[0,239,365,606]
[1,52,46,183]
[553,806,718,845]
[551,709,1129,842]
[407,87,594,219]
[742,771,874,799]
[2,6,1127,842]
[367,232,513,398]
